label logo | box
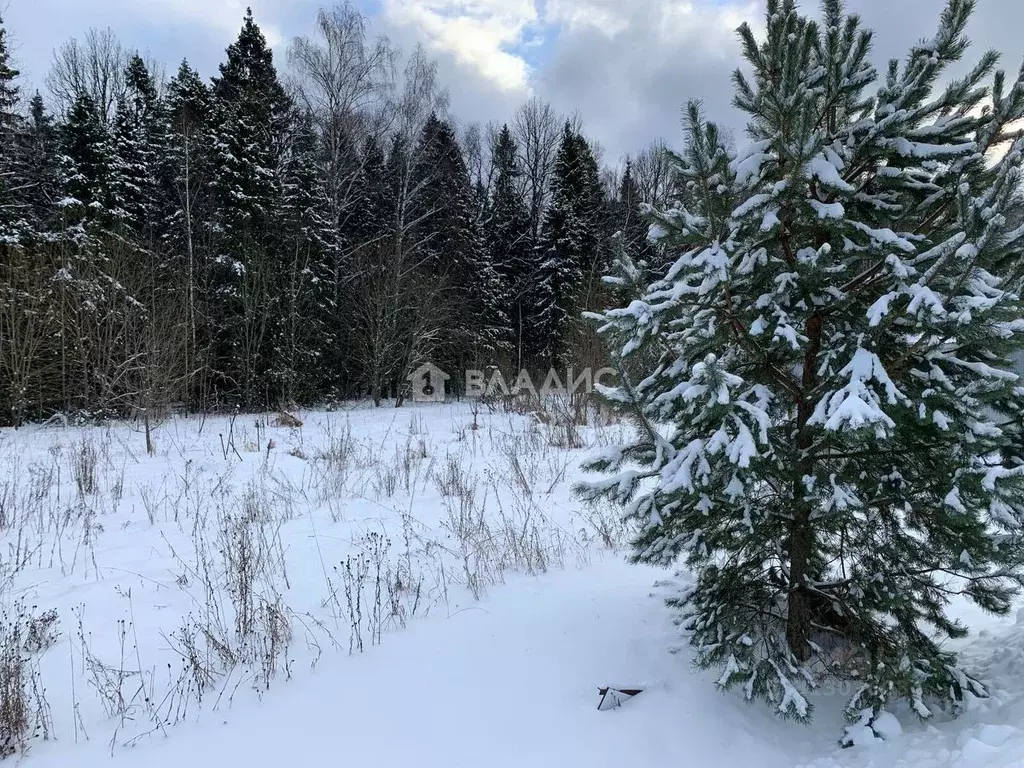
[465,367,616,397]
[406,363,618,402]
[407,362,449,403]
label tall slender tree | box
[533,123,605,364]
[409,113,504,383]
[0,15,24,239]
[109,55,162,237]
[485,124,532,364]
[273,107,336,403]
[163,60,213,408]
[614,161,650,266]
[207,9,292,407]
[18,94,59,234]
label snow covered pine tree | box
[580,0,1024,730]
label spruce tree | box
[208,8,292,406]
[322,120,363,249]
[109,55,162,237]
[210,8,290,241]
[164,61,212,206]
[348,136,388,247]
[164,60,213,408]
[486,124,533,363]
[614,161,651,271]
[533,123,604,364]
[409,114,504,369]
[323,135,387,398]
[19,94,59,234]
[0,16,16,129]
[274,107,336,403]
[0,15,24,239]
[57,92,113,226]
[409,115,477,271]
[382,134,409,238]
[55,91,146,416]
[164,61,213,251]
[581,0,1024,730]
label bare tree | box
[289,5,396,119]
[345,48,455,406]
[601,163,620,202]
[290,31,453,405]
[349,238,447,406]
[0,244,59,427]
[511,96,560,240]
[288,4,399,375]
[382,45,450,259]
[51,233,151,418]
[237,247,275,409]
[288,3,397,229]
[394,45,448,144]
[137,286,189,451]
[47,28,130,122]
[166,74,213,411]
[632,139,673,208]
[461,120,501,219]
[173,124,204,407]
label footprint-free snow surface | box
[3,403,1024,767]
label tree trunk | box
[786,502,813,661]
[144,409,155,456]
[786,311,823,662]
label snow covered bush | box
[581,0,1024,726]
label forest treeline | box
[0,6,673,426]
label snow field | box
[3,401,1024,767]
[0,401,627,761]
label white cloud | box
[533,0,759,157]
[380,0,748,98]
[378,0,1024,160]
[377,0,758,153]
[656,2,760,47]
[383,0,537,92]
[543,0,631,36]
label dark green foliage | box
[408,114,504,364]
[486,124,533,362]
[0,6,628,421]
[57,93,113,223]
[109,55,163,237]
[614,161,650,269]
[272,107,338,403]
[533,123,606,364]
[0,15,23,239]
[581,0,1024,729]
[206,9,295,407]
[18,94,59,234]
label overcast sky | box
[4,0,1024,160]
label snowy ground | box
[2,401,1024,767]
